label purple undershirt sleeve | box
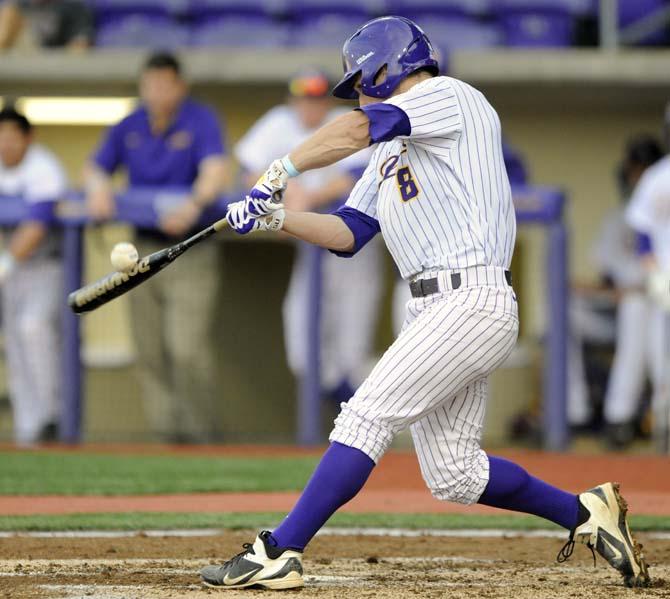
[93,122,124,174]
[330,205,381,258]
[26,200,57,224]
[636,232,652,255]
[358,103,411,144]
[194,108,226,164]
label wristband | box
[280,155,300,178]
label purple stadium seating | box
[290,14,369,46]
[190,15,291,47]
[618,0,668,46]
[186,0,283,21]
[86,0,670,50]
[88,0,173,25]
[414,15,503,50]
[285,0,371,22]
[494,1,573,47]
[95,14,190,48]
[385,0,491,19]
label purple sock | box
[270,442,375,551]
[478,455,579,530]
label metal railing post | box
[600,0,619,50]
[544,221,569,450]
[60,222,84,443]
[297,243,322,445]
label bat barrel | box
[68,214,228,314]
[68,249,171,313]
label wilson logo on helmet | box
[356,51,375,65]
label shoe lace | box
[556,536,575,563]
[557,533,596,567]
[223,542,255,568]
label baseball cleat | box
[558,482,650,588]
[200,530,304,590]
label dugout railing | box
[0,187,568,450]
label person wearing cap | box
[235,68,381,404]
[84,51,230,443]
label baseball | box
[110,242,139,272]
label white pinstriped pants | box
[2,259,62,444]
[330,266,519,505]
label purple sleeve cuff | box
[636,232,652,255]
[27,200,57,224]
[358,103,411,144]
[93,124,122,174]
[195,110,226,163]
[330,206,380,257]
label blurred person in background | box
[235,68,381,404]
[626,115,670,453]
[568,135,663,445]
[0,107,66,445]
[599,135,664,448]
[84,52,230,443]
[0,0,93,51]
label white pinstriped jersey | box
[346,76,516,280]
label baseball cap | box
[288,69,330,98]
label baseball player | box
[598,136,663,446]
[626,122,670,453]
[567,136,663,436]
[235,69,380,402]
[201,17,649,590]
[0,107,66,445]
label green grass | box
[0,512,669,532]
[0,452,319,495]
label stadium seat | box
[414,15,503,50]
[495,1,574,47]
[285,0,371,22]
[385,0,490,19]
[290,14,370,47]
[95,14,190,48]
[618,0,668,46]
[88,0,173,25]
[189,16,291,47]
[186,0,282,22]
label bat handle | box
[212,214,229,232]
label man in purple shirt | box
[84,52,230,443]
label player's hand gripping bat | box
[68,216,229,314]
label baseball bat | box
[68,215,229,314]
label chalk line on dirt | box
[0,527,568,539]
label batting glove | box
[255,208,285,232]
[226,201,285,235]
[226,200,258,235]
[247,159,291,216]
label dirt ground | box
[0,532,669,599]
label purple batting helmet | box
[332,16,439,101]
